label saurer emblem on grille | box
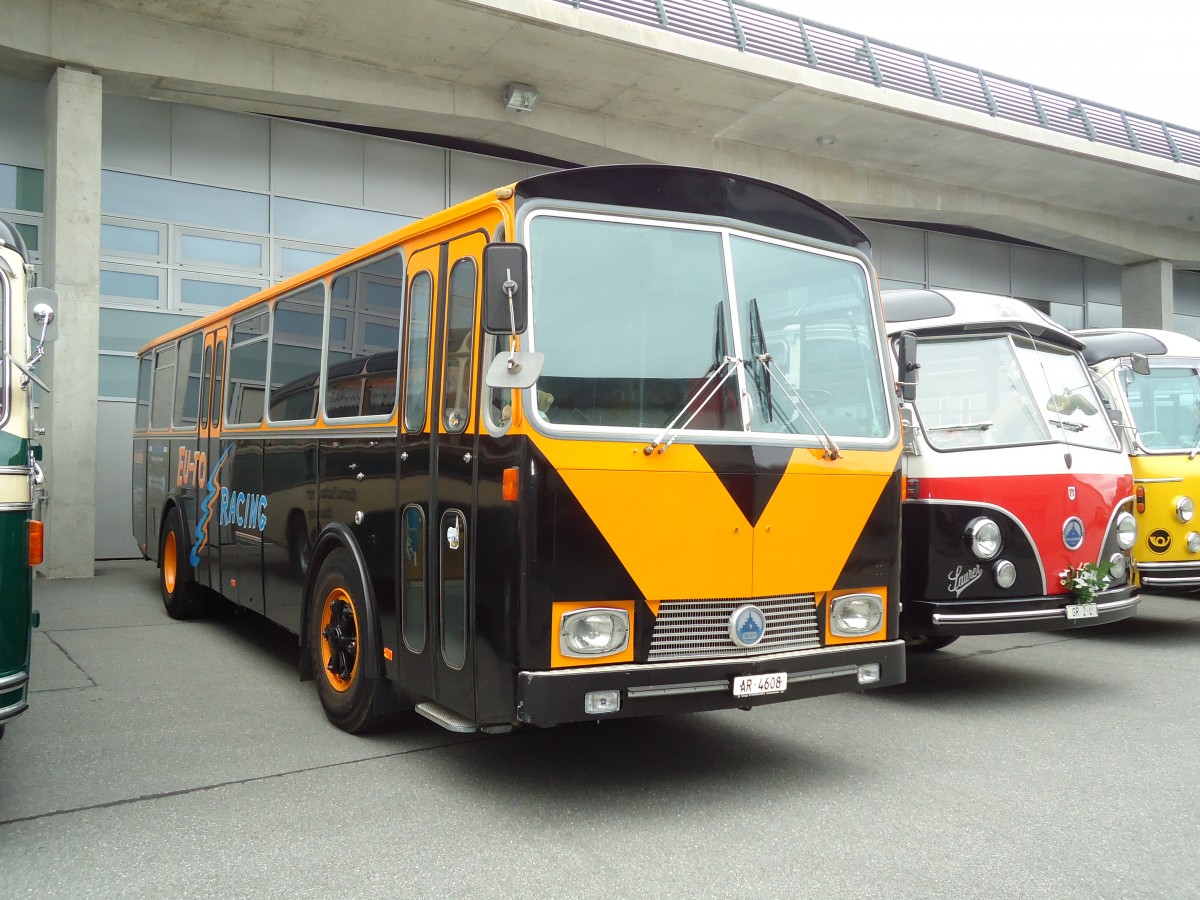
[729,604,766,647]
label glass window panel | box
[135,355,152,429]
[101,308,198,353]
[1125,364,1200,450]
[441,259,476,433]
[1086,303,1123,329]
[404,271,432,433]
[100,354,140,400]
[101,223,162,257]
[14,222,38,252]
[274,196,411,246]
[269,295,324,422]
[0,164,44,213]
[173,334,204,428]
[180,233,264,269]
[227,308,269,425]
[325,253,402,420]
[281,246,340,277]
[151,345,176,429]
[439,509,467,669]
[401,505,426,652]
[101,267,161,305]
[200,344,212,430]
[213,342,225,429]
[180,277,260,308]
[102,170,269,231]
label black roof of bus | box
[514,165,870,254]
[0,217,30,263]
[1076,330,1170,365]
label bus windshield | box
[1123,362,1200,451]
[915,334,1119,452]
[527,213,890,441]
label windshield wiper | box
[756,352,842,460]
[928,422,993,433]
[746,298,774,422]
[1049,418,1088,433]
[643,356,740,455]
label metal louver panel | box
[649,593,820,661]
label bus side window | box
[173,333,204,429]
[199,344,212,431]
[212,341,225,429]
[135,355,152,432]
[403,271,432,433]
[441,258,477,433]
[227,307,269,425]
[150,344,177,430]
[268,284,324,423]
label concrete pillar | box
[1121,259,1174,330]
[42,67,102,578]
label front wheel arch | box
[300,524,383,683]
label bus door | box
[397,233,485,719]
[197,328,226,595]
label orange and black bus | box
[132,165,906,733]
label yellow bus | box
[0,217,56,741]
[1079,328,1200,590]
[132,165,906,733]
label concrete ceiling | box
[6,0,1200,264]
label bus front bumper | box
[1135,561,1200,589]
[903,585,1139,636]
[0,669,30,725]
[516,640,904,725]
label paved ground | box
[1,560,1199,899]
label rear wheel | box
[308,549,396,733]
[159,507,205,619]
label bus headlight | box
[993,559,1017,589]
[1175,496,1194,523]
[966,517,1002,560]
[1115,511,1137,550]
[560,608,630,657]
[831,594,883,636]
[1188,533,1200,554]
[1108,553,1127,582]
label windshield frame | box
[515,202,897,449]
[910,330,1121,454]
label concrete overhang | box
[3,0,1199,266]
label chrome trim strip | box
[1134,477,1185,484]
[931,595,1139,625]
[1135,561,1200,571]
[522,641,903,680]
[0,465,32,476]
[1139,575,1200,587]
[0,670,29,692]
[0,502,34,512]
[0,699,29,723]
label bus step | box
[415,701,478,733]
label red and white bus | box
[884,288,1139,649]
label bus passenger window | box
[268,285,324,422]
[325,254,404,420]
[442,259,476,433]
[150,345,176,429]
[403,271,432,433]
[401,504,426,653]
[135,355,152,432]
[227,307,269,425]
[173,334,204,429]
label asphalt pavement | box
[2,560,1199,899]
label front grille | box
[648,594,820,661]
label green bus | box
[0,217,55,741]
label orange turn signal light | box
[28,520,44,566]
[502,467,519,502]
[1136,485,1146,514]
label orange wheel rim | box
[163,531,178,593]
[320,587,360,692]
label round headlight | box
[560,609,630,657]
[1188,533,1200,554]
[1175,496,1194,523]
[993,559,1017,589]
[966,517,1002,561]
[1115,511,1137,550]
[1108,553,1127,582]
[830,593,884,637]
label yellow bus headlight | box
[560,608,630,657]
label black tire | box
[308,549,394,733]
[159,507,206,619]
[905,633,960,651]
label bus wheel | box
[308,549,386,733]
[159,508,205,619]
[905,633,959,651]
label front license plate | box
[1066,603,1099,620]
[732,672,788,698]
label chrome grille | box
[648,594,820,661]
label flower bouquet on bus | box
[1058,561,1113,621]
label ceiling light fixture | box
[816,134,837,146]
[504,83,540,113]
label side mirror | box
[896,331,919,401]
[1131,353,1151,376]
[482,243,529,335]
[28,287,59,344]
